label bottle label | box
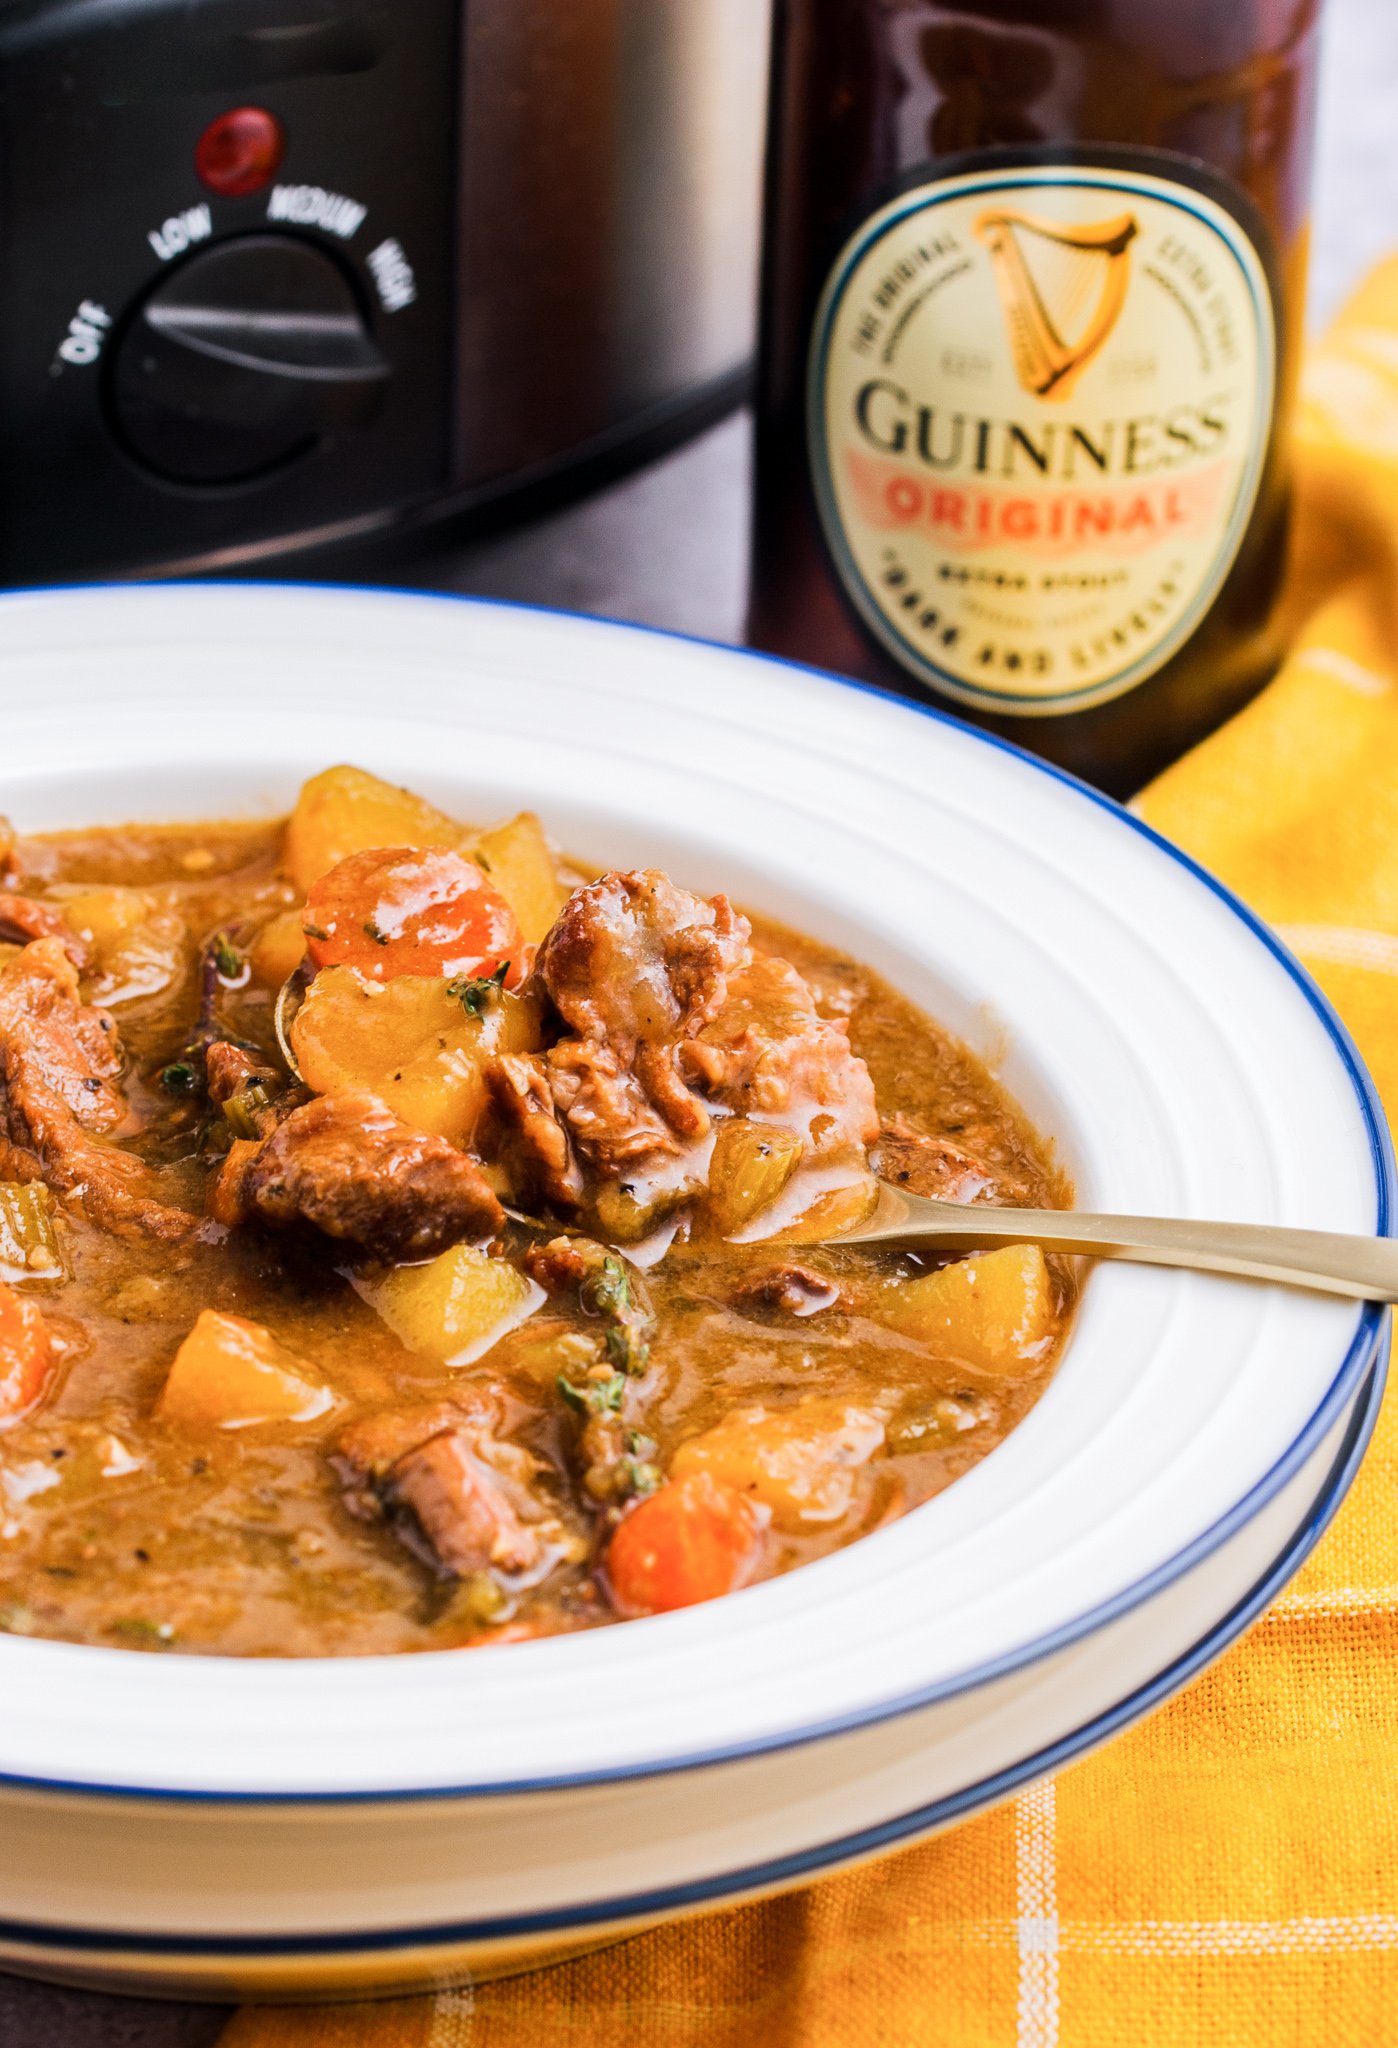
[809,161,1276,715]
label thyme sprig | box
[449,961,510,1016]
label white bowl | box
[0,1356,1382,2001]
[0,584,1387,1996]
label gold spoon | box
[831,1180,1398,1303]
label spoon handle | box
[845,1192,1398,1302]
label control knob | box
[109,234,389,485]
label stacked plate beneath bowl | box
[0,586,1388,1999]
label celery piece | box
[222,1083,272,1143]
[0,1182,64,1283]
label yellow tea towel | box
[221,259,1398,2048]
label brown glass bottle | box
[748,0,1321,796]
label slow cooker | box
[0,0,769,585]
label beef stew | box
[0,769,1073,1655]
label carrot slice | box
[303,847,524,985]
[606,1471,766,1617]
[0,1282,53,1424]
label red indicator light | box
[195,107,285,199]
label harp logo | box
[809,162,1275,716]
[973,207,1139,401]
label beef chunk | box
[336,1395,579,1582]
[243,1090,503,1259]
[487,1040,702,1205]
[484,1053,582,1212]
[875,1113,1026,1205]
[205,1041,281,1113]
[204,1041,304,1229]
[0,892,89,971]
[207,1137,264,1230]
[521,1235,594,1295]
[0,942,124,1132]
[387,1432,550,1577]
[546,1037,687,1179]
[337,1397,483,1492]
[731,1263,842,1317]
[206,1040,294,1142]
[487,872,878,1230]
[537,870,750,1052]
[632,1041,711,1140]
[0,938,197,1242]
[681,957,879,1161]
[506,869,745,1195]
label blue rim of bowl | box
[0,1325,1383,1963]
[0,581,1390,1812]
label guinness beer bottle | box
[748,0,1320,794]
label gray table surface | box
[5,2,1396,2041]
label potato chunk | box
[285,766,463,895]
[671,1399,885,1529]
[469,812,567,945]
[876,1244,1056,1376]
[158,1311,334,1431]
[250,908,309,989]
[365,1245,543,1367]
[60,886,184,1006]
[290,965,543,1144]
[705,1120,804,1236]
